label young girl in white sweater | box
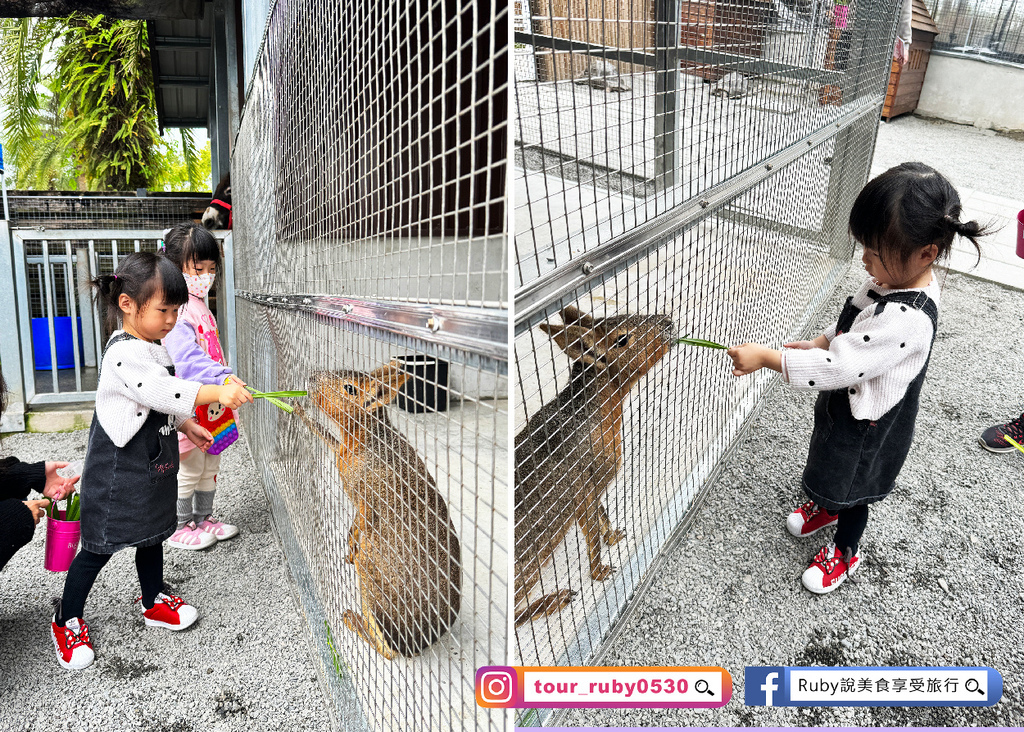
[51,252,252,670]
[728,162,987,594]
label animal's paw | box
[342,609,364,633]
[604,528,626,545]
[591,564,616,582]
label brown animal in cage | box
[515,306,675,627]
[293,361,462,659]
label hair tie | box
[113,274,118,279]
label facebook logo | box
[745,667,787,706]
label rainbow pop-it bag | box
[194,402,238,455]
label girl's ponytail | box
[942,211,989,261]
[92,272,123,337]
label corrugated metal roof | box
[149,6,212,130]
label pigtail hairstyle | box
[850,162,992,269]
[92,251,189,338]
[161,221,221,272]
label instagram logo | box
[476,666,517,707]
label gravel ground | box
[563,264,1024,727]
[0,432,335,732]
[871,114,1024,198]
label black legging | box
[58,544,163,625]
[833,504,869,555]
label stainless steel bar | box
[65,241,83,392]
[235,292,509,364]
[41,240,59,393]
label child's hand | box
[783,340,817,350]
[226,375,247,388]
[217,382,254,409]
[181,419,215,451]
[727,343,781,376]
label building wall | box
[916,53,1024,131]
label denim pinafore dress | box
[80,333,181,554]
[801,289,938,512]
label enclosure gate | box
[514,0,903,723]
[0,222,231,430]
[228,0,508,731]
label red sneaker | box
[50,615,95,670]
[786,500,838,537]
[801,542,861,594]
[136,592,199,630]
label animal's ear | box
[549,324,593,361]
[224,185,231,197]
[366,360,409,407]
[560,305,595,328]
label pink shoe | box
[196,515,239,541]
[167,521,216,550]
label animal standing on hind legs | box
[515,305,675,627]
[292,361,462,660]
[202,174,231,230]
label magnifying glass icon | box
[965,679,985,696]
[694,679,714,696]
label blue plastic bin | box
[32,317,85,370]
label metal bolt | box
[302,298,312,305]
[341,304,354,315]
[699,200,709,209]
[582,262,594,275]
[765,163,773,171]
[426,317,442,332]
[807,140,813,146]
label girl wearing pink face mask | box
[162,223,245,551]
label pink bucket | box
[44,510,81,573]
[1016,209,1024,259]
[834,4,849,28]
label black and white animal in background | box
[202,174,232,230]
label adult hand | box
[43,462,80,501]
[23,499,50,525]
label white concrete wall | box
[916,53,1024,132]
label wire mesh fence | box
[926,0,1024,63]
[230,0,508,730]
[5,192,211,230]
[514,0,900,719]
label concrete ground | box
[0,432,335,732]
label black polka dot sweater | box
[782,276,940,421]
[95,331,204,448]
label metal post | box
[223,0,242,147]
[654,0,682,193]
[41,241,60,393]
[12,233,35,406]
[212,0,232,184]
[65,241,83,392]
[76,247,97,367]
[220,232,237,373]
[0,221,25,431]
